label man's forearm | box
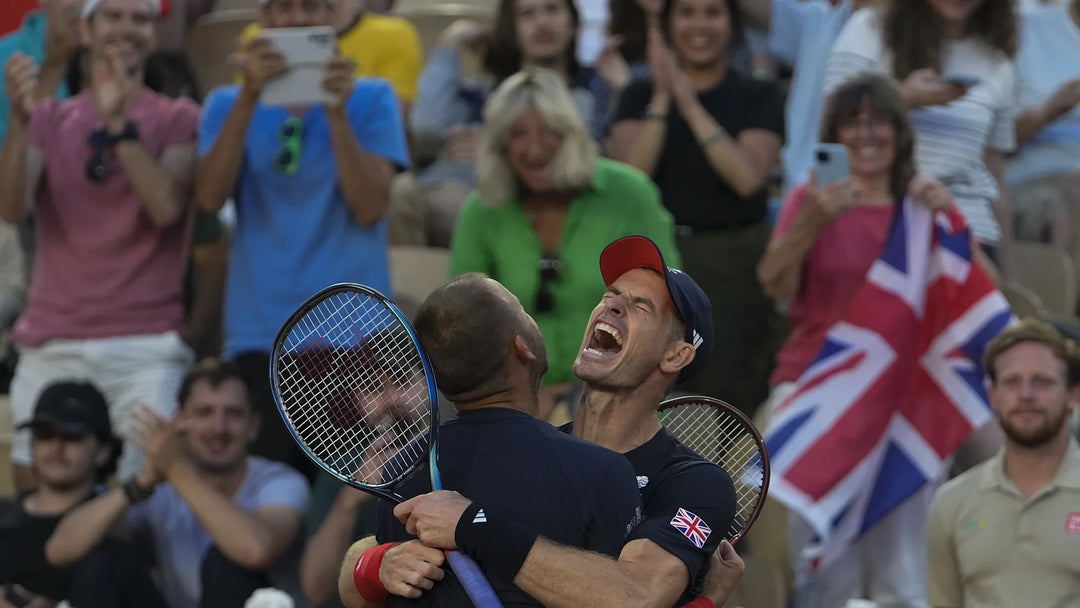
[194,91,257,213]
[325,109,392,227]
[512,538,654,608]
[113,139,191,227]
[168,461,285,570]
[45,487,130,566]
[302,494,371,604]
[0,120,30,224]
[340,535,380,608]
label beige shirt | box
[927,439,1080,608]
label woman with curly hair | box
[826,0,1019,277]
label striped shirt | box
[824,8,1017,244]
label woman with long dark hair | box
[759,73,983,608]
[606,0,784,417]
[826,0,1019,275]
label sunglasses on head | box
[536,253,562,314]
[274,117,303,176]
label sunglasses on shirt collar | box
[274,117,303,176]
[536,253,562,314]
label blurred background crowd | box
[1,0,1079,606]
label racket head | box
[658,396,770,544]
[270,283,440,501]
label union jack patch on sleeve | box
[670,507,711,549]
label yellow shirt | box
[241,12,421,103]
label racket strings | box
[277,291,432,487]
[661,403,766,541]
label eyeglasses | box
[85,129,109,183]
[274,117,303,176]
[536,253,561,314]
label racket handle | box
[446,550,503,608]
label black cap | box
[599,235,714,383]
[17,381,114,441]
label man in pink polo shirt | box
[0,0,197,491]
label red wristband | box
[353,542,400,603]
[682,596,715,608]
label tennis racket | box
[270,283,503,608]
[659,396,770,544]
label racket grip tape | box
[445,550,503,608]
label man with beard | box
[927,318,1080,608]
[0,381,162,607]
[44,360,311,608]
[341,273,643,608]
[354,238,742,608]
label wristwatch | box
[107,121,139,146]
[122,477,155,504]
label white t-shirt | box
[127,457,312,608]
[825,8,1017,244]
[1007,3,1080,185]
[768,0,854,192]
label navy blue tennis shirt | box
[377,407,643,607]
[617,426,738,606]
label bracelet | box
[681,595,716,608]
[644,110,668,121]
[699,126,728,148]
[353,542,400,603]
[455,502,538,582]
[122,478,154,504]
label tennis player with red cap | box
[375,235,742,608]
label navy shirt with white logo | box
[623,428,737,606]
[377,407,643,607]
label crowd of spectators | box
[1,0,1080,606]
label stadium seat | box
[1012,242,1077,317]
[186,9,255,94]
[0,394,14,499]
[388,245,451,319]
[392,0,496,63]
[1000,282,1044,320]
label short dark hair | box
[820,73,916,203]
[178,359,251,409]
[984,319,1080,387]
[413,274,521,400]
[484,0,582,83]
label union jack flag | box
[764,200,1013,569]
[670,507,712,549]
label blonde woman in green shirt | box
[449,67,680,422]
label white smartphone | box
[814,143,850,187]
[260,26,337,107]
[942,74,980,89]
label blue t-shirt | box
[0,11,72,142]
[198,80,410,357]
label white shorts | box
[10,331,194,478]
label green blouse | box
[449,158,681,385]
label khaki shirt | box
[927,439,1080,608]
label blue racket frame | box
[269,283,502,608]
